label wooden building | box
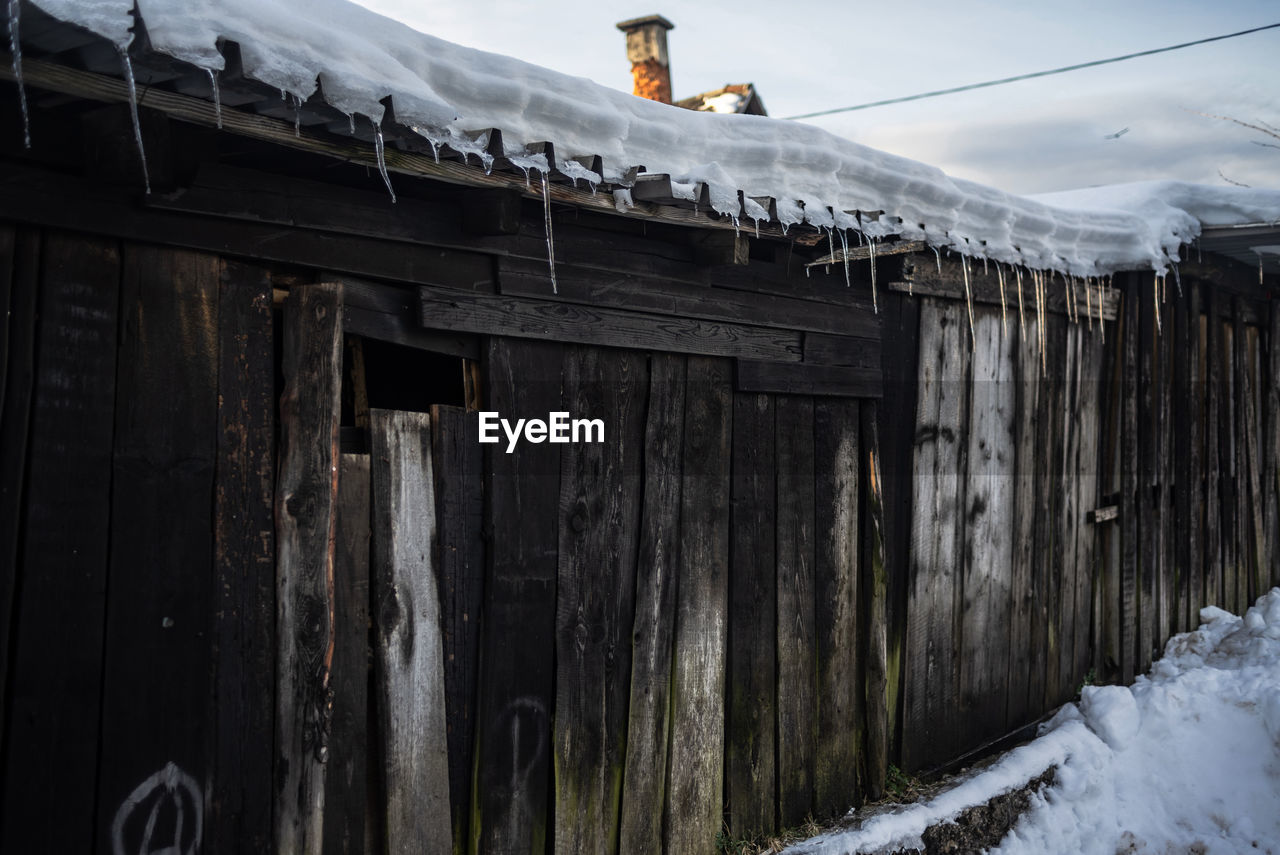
[0,4,1277,854]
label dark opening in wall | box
[341,335,467,428]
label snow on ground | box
[20,0,1280,278]
[787,588,1280,855]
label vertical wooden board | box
[960,309,1015,745]
[861,400,890,801]
[370,409,452,855]
[1266,303,1280,586]
[275,282,344,854]
[725,391,776,837]
[1119,281,1140,683]
[95,246,221,855]
[1222,319,1240,614]
[1074,328,1105,686]
[1,232,120,854]
[209,258,276,853]
[1007,311,1041,723]
[1158,302,1175,644]
[1027,310,1054,711]
[902,298,968,770]
[876,291,919,764]
[431,405,486,855]
[1186,284,1204,625]
[0,224,14,410]
[553,347,646,855]
[1055,324,1081,703]
[813,399,860,820]
[776,395,816,828]
[324,454,372,855]
[1137,275,1156,675]
[663,356,732,855]
[1204,296,1223,609]
[1243,326,1266,604]
[1095,306,1124,684]
[619,354,686,853]
[473,338,562,855]
[1172,285,1193,636]
[0,228,39,753]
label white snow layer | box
[25,0,1280,275]
[785,588,1280,855]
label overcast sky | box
[350,0,1279,196]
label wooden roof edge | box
[0,50,826,243]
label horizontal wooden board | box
[735,360,882,398]
[498,256,881,339]
[895,255,1119,321]
[802,332,881,370]
[419,289,803,362]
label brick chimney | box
[616,15,675,104]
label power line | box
[784,22,1280,121]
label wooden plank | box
[960,309,1015,745]
[430,406,486,855]
[336,275,482,360]
[1186,283,1204,625]
[619,354,687,853]
[1243,325,1266,603]
[664,357,732,855]
[1222,317,1240,613]
[1205,291,1224,609]
[209,258,277,853]
[902,298,967,770]
[894,257,1119,321]
[275,282,344,854]
[95,246,220,855]
[814,399,861,820]
[1037,313,1068,707]
[1095,282,1125,684]
[1173,284,1193,635]
[369,410,452,855]
[803,332,881,370]
[1120,279,1139,682]
[735,360,882,398]
[499,256,882,339]
[725,391,777,838]
[875,291,919,764]
[1052,318,1080,704]
[1267,302,1280,587]
[1,232,120,854]
[1137,275,1156,675]
[776,395,817,828]
[325,454,372,855]
[472,338,562,855]
[1157,298,1174,644]
[553,347,647,855]
[1074,328,1105,686]
[1007,307,1040,724]
[419,287,801,363]
[0,227,38,752]
[861,400,890,799]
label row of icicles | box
[6,1,1193,344]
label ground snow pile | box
[22,0,1280,277]
[787,589,1280,855]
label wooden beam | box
[418,288,803,362]
[690,230,749,266]
[735,360,882,398]
[275,282,345,854]
[369,410,452,855]
[460,188,524,236]
[893,255,1120,321]
[805,239,926,268]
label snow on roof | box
[24,0,1280,276]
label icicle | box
[348,114,356,135]
[9,0,29,148]
[805,265,811,278]
[982,256,988,276]
[997,264,1008,335]
[292,94,302,138]
[1096,280,1105,344]
[837,228,852,289]
[372,121,396,203]
[1085,277,1094,332]
[205,69,223,130]
[1257,251,1264,286]
[826,226,835,272]
[960,256,976,348]
[932,245,942,274]
[539,171,558,294]
[753,220,760,239]
[1172,263,1182,298]
[118,50,151,194]
[1153,274,1162,334]
[732,216,741,238]
[1016,267,1026,338]
[868,237,879,313]
[429,139,441,163]
[1036,271,1046,378]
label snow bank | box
[22,0,1280,276]
[785,589,1280,855]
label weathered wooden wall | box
[889,260,1279,774]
